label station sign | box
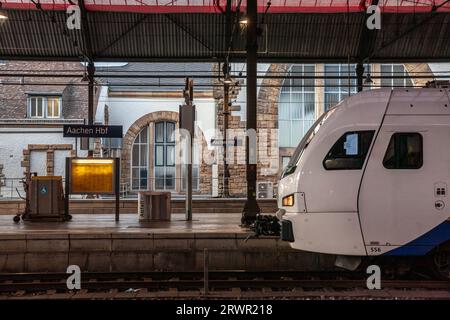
[63,125,123,138]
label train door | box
[359,89,450,256]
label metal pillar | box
[87,61,95,157]
[241,0,260,226]
[222,67,230,198]
[356,62,364,92]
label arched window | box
[131,126,148,190]
[279,65,316,148]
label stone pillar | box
[315,64,325,117]
[46,150,54,176]
[0,164,4,197]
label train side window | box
[383,133,423,169]
[323,131,375,170]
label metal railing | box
[0,177,213,200]
[0,178,25,200]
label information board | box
[68,159,116,194]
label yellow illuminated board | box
[70,159,115,194]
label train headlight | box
[282,194,295,206]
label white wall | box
[99,94,217,147]
[0,128,87,179]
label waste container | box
[27,176,66,221]
[138,191,171,221]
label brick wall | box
[0,61,94,120]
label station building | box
[0,61,437,199]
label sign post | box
[179,78,195,221]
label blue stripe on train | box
[383,220,450,256]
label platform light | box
[0,2,7,21]
[0,9,8,21]
[365,73,374,84]
[223,74,233,85]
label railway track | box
[0,271,448,299]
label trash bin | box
[138,191,171,221]
[28,176,66,221]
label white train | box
[277,88,450,276]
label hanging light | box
[364,73,373,84]
[0,3,8,21]
[223,74,233,85]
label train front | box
[276,110,332,250]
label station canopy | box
[0,0,449,62]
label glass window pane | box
[140,168,147,189]
[291,120,303,146]
[165,167,175,190]
[140,145,147,166]
[279,120,290,147]
[155,146,164,166]
[166,145,175,166]
[324,131,375,170]
[279,102,289,120]
[155,122,164,143]
[30,98,36,117]
[304,65,315,88]
[132,168,139,180]
[132,144,139,166]
[344,133,358,155]
[140,127,147,143]
[47,98,60,117]
[304,102,315,120]
[282,156,291,169]
[38,98,43,117]
[166,122,175,143]
[383,133,422,169]
[155,167,165,189]
[291,93,302,103]
[290,103,302,119]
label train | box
[277,88,450,278]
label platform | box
[0,213,335,273]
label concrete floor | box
[0,213,249,235]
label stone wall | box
[214,64,289,197]
[21,144,76,175]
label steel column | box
[356,62,364,92]
[241,0,260,226]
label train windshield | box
[281,108,334,178]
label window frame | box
[322,130,375,171]
[278,64,316,148]
[154,121,176,191]
[28,95,62,119]
[382,132,423,170]
[380,64,413,88]
[130,126,149,191]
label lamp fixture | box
[0,2,8,21]
[364,73,373,84]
